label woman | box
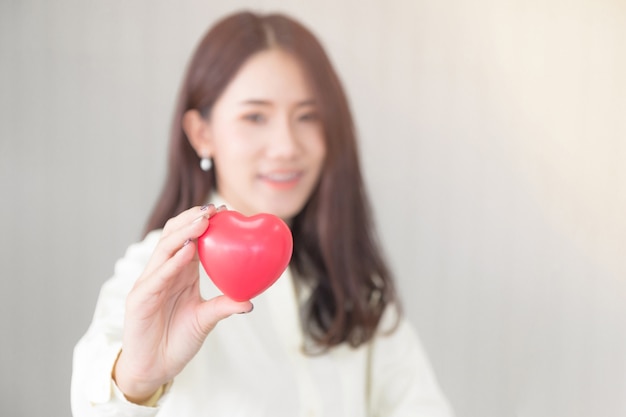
[71,10,454,417]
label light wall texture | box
[1,1,624,417]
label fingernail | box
[238,303,254,314]
[217,204,227,212]
[200,204,214,211]
[183,239,191,247]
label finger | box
[161,204,218,239]
[132,239,199,299]
[142,212,211,278]
[194,296,253,336]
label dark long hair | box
[144,11,400,349]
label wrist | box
[111,349,167,405]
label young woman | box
[71,10,454,417]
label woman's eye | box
[298,112,319,122]
[243,113,266,123]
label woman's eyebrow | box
[296,99,316,107]
[239,99,272,106]
[238,99,317,108]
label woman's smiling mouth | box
[259,171,303,188]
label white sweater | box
[71,229,454,417]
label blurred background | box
[1,0,624,416]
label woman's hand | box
[113,204,253,404]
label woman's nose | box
[266,120,299,158]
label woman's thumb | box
[195,295,253,335]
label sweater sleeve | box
[71,231,165,417]
[368,309,455,417]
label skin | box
[113,48,327,403]
[184,48,326,221]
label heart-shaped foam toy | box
[197,210,293,301]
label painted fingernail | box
[183,239,191,247]
[200,204,214,211]
[217,204,227,212]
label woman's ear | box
[182,109,213,158]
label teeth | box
[266,172,298,181]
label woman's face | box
[205,49,326,221]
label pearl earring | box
[200,156,212,171]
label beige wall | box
[1,1,624,416]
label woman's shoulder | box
[372,305,423,355]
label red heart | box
[197,210,293,301]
